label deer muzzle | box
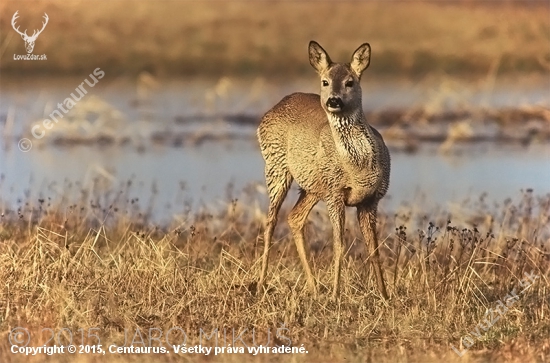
[326,97,344,112]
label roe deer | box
[257,41,390,300]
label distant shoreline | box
[1,1,548,77]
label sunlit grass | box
[1,185,548,362]
[1,1,548,76]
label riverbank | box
[1,1,549,77]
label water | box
[1,76,549,222]
[1,139,549,221]
[2,75,549,131]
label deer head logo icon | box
[11,11,49,54]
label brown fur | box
[257,41,390,300]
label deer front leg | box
[357,203,389,300]
[327,198,345,301]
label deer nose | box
[326,97,344,110]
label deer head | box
[309,41,370,116]
[11,11,49,54]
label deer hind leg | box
[288,190,319,295]
[326,198,345,301]
[259,162,292,290]
[357,203,389,300]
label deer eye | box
[345,80,354,88]
[322,80,329,87]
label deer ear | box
[350,43,371,78]
[309,41,332,74]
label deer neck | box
[327,110,375,168]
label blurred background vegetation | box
[1,0,549,78]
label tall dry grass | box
[0,1,549,77]
[0,184,549,362]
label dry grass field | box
[0,1,549,77]
[1,1,549,362]
[0,185,549,362]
